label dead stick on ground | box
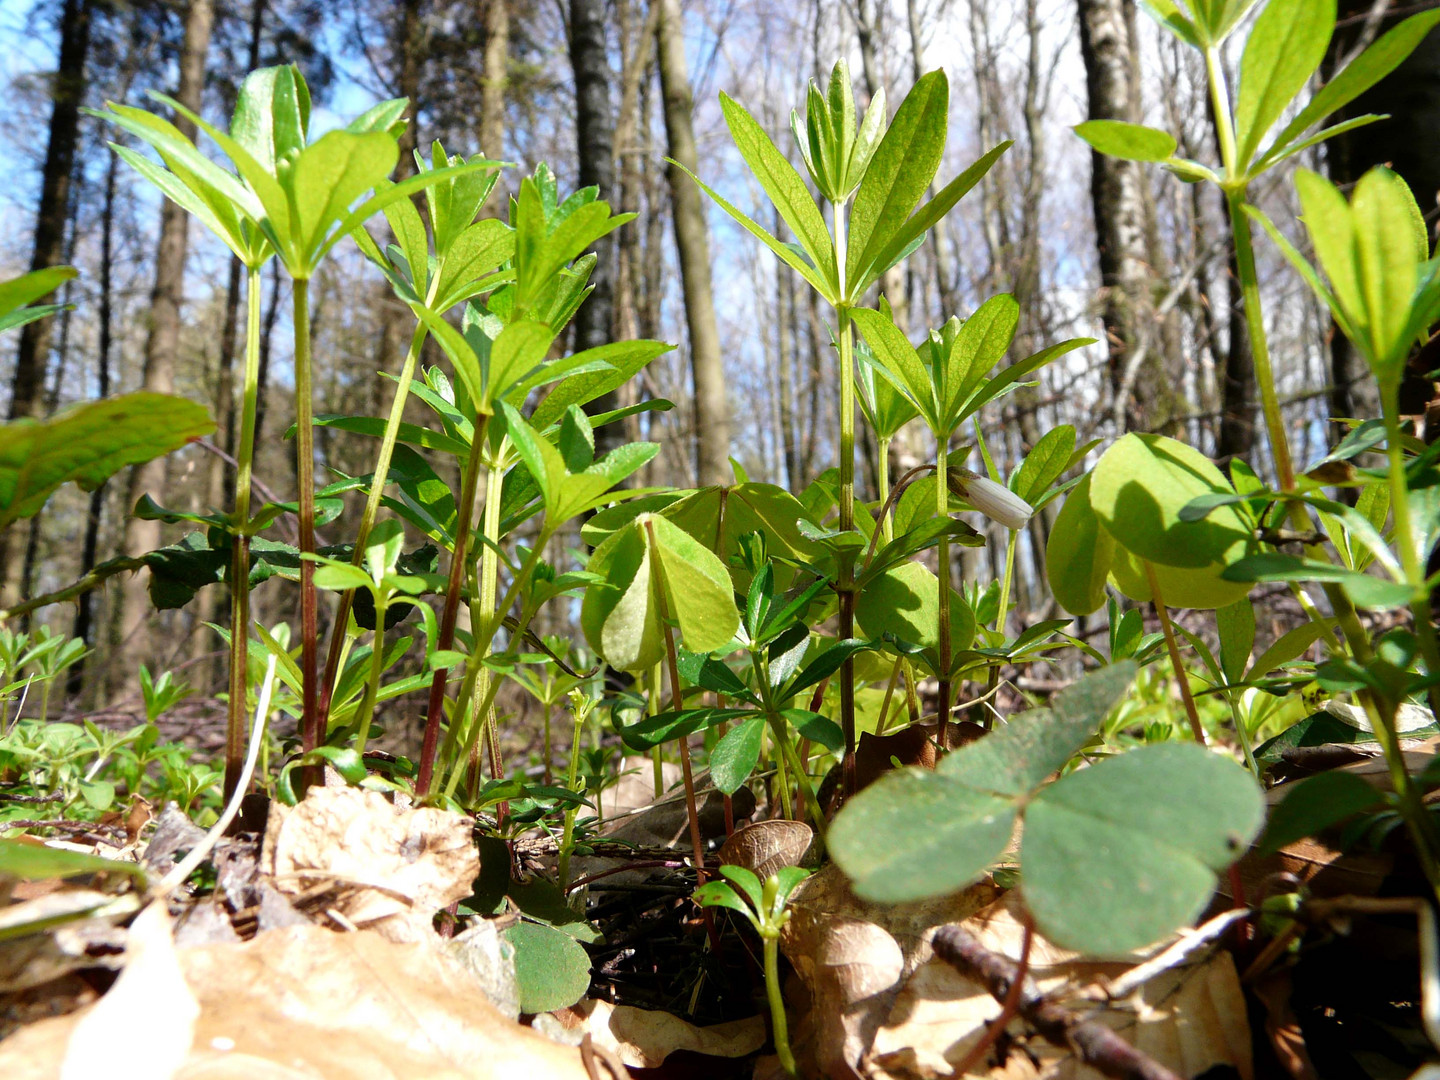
[932,923,1184,1080]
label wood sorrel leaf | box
[831,661,1138,906]
[1022,743,1262,954]
[1045,473,1115,616]
[1089,433,1250,569]
[503,921,591,1013]
[855,560,975,665]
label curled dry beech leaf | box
[718,819,814,881]
[560,999,766,1069]
[262,786,479,942]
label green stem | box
[1144,559,1206,744]
[996,530,1018,639]
[1382,397,1440,721]
[543,697,553,785]
[416,415,491,795]
[352,594,388,755]
[293,278,321,757]
[441,531,552,801]
[754,654,792,820]
[649,662,664,797]
[224,267,264,800]
[317,318,433,725]
[1225,691,1259,777]
[764,933,797,1078]
[557,706,587,890]
[834,201,859,798]
[877,435,893,544]
[936,434,952,733]
[471,453,509,789]
[644,520,712,901]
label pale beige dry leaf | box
[0,901,129,994]
[0,923,590,1080]
[262,786,478,942]
[778,865,999,1079]
[600,756,681,819]
[866,895,1252,1080]
[565,998,766,1067]
[61,903,197,1080]
[719,820,813,881]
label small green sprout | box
[695,864,810,1078]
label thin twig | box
[933,922,1184,1080]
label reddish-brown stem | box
[949,913,1034,1077]
[645,520,720,952]
[1144,560,1206,744]
[416,417,489,795]
[294,280,320,770]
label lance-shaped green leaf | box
[512,174,634,314]
[675,159,836,302]
[1073,120,1177,162]
[719,92,837,291]
[0,392,214,533]
[95,103,269,266]
[850,306,938,427]
[829,661,1138,905]
[530,340,674,429]
[848,70,948,288]
[850,141,1012,296]
[0,266,78,334]
[855,340,921,441]
[941,293,1020,427]
[230,63,311,176]
[1257,7,1440,171]
[1234,0,1334,168]
[501,403,657,524]
[1010,425,1076,506]
[156,85,496,279]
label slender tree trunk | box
[0,0,92,606]
[253,260,282,447]
[113,0,214,697]
[570,0,621,453]
[70,149,119,699]
[1077,0,1173,433]
[480,0,508,161]
[655,0,729,486]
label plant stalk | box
[223,267,264,800]
[1144,559,1206,743]
[416,415,490,794]
[317,318,433,725]
[294,278,321,757]
[936,434,952,732]
[352,592,388,755]
[765,931,797,1078]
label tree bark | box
[655,0,729,486]
[570,0,619,453]
[480,0,508,161]
[113,0,214,695]
[0,0,92,607]
[1077,0,1175,433]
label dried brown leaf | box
[564,998,766,1067]
[262,786,478,942]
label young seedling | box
[694,864,811,1078]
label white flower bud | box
[947,468,1034,531]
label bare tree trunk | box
[480,0,508,160]
[655,0,729,486]
[0,0,92,606]
[1078,0,1174,433]
[570,0,621,454]
[113,0,214,696]
[70,148,119,699]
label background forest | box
[0,0,1430,723]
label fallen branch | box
[932,923,1183,1080]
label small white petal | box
[956,474,1033,530]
